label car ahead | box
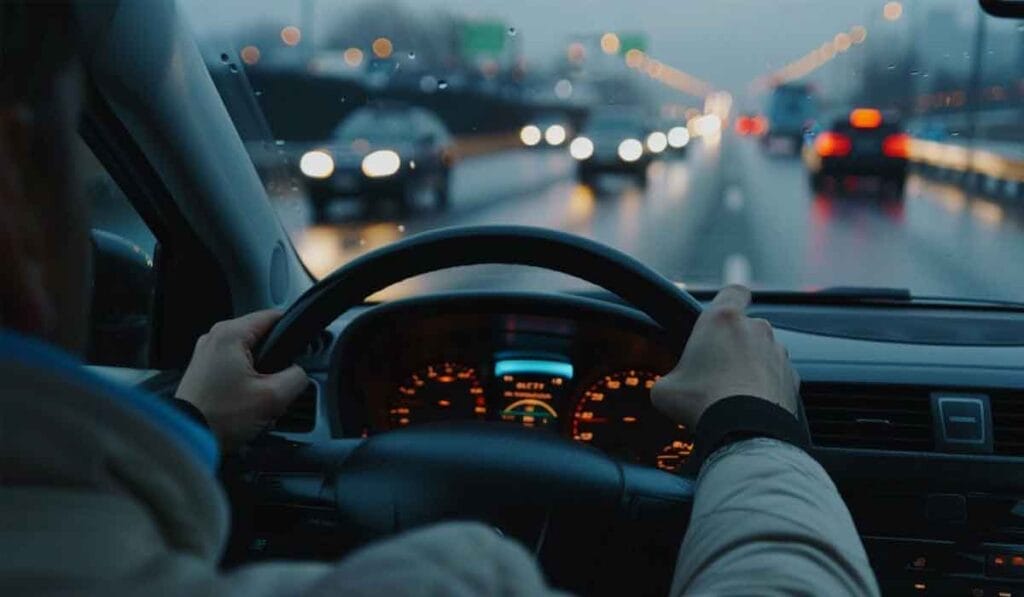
[763,82,816,155]
[570,110,653,187]
[300,105,453,220]
[803,108,910,197]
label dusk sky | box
[182,0,978,94]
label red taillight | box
[815,132,852,157]
[849,108,882,129]
[750,116,767,136]
[882,133,910,158]
[735,116,753,135]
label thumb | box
[261,364,310,414]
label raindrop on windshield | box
[437,80,449,90]
[254,89,263,96]
[340,97,347,103]
[274,139,285,146]
[1018,23,1024,31]
[409,160,416,170]
[359,238,366,246]
[886,64,896,70]
[397,224,406,232]
[951,131,961,137]
[220,53,230,63]
[508,27,517,36]
[408,51,416,59]
[228,64,239,73]
[909,69,920,76]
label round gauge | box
[572,369,694,472]
[388,362,486,429]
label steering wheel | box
[253,226,703,595]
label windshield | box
[182,1,1024,302]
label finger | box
[709,284,752,313]
[261,364,309,414]
[218,309,283,343]
[749,317,774,339]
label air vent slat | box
[802,384,934,451]
[990,391,1024,455]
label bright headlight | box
[520,125,542,146]
[361,149,401,178]
[545,124,567,146]
[299,150,335,179]
[569,136,594,160]
[646,131,668,153]
[617,138,643,162]
[667,126,690,148]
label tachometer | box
[572,369,694,471]
[388,362,486,429]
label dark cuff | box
[170,398,210,429]
[684,395,810,474]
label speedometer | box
[388,362,486,429]
[572,369,694,472]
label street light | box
[600,32,621,55]
[883,1,903,21]
[280,25,302,46]
[567,42,586,64]
[372,37,393,59]
[344,47,364,67]
[240,45,261,65]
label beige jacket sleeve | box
[669,437,880,596]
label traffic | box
[177,0,1024,301]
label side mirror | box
[979,0,1024,17]
[88,229,156,367]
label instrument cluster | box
[337,302,693,471]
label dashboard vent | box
[802,384,934,451]
[990,391,1024,455]
[274,382,317,433]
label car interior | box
[75,1,1024,595]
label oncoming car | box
[300,104,453,219]
[803,108,910,197]
[571,109,653,187]
[520,113,573,148]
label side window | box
[79,136,158,368]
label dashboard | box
[330,294,692,472]
[262,291,1024,596]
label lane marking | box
[724,185,744,212]
[722,254,752,286]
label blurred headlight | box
[545,124,567,146]
[520,125,542,146]
[617,139,643,162]
[299,150,335,179]
[667,126,690,148]
[646,131,668,153]
[361,149,401,178]
[569,136,594,160]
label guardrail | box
[909,139,1024,200]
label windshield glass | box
[182,1,1024,302]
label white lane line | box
[722,254,752,286]
[724,185,744,212]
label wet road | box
[279,134,1024,303]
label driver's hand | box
[651,285,799,429]
[176,310,308,450]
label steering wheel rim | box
[256,225,702,373]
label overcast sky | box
[182,0,977,94]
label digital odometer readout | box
[494,359,572,429]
